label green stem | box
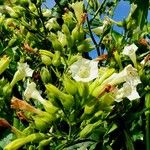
[90,0,107,23]
[146,112,150,150]
[145,93,150,150]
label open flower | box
[122,43,138,68]
[70,58,98,82]
[24,82,43,102]
[104,64,141,86]
[115,82,140,102]
[24,82,58,114]
[10,63,34,87]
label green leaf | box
[0,133,13,149]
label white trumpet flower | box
[122,43,138,68]
[24,82,58,114]
[10,63,34,87]
[24,82,44,102]
[104,64,141,86]
[115,82,140,102]
[70,58,98,82]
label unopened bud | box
[40,67,52,83]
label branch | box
[86,15,100,56]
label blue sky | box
[44,0,149,58]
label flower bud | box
[63,75,77,95]
[0,55,10,75]
[57,31,67,47]
[40,67,52,84]
[77,82,89,98]
[3,83,12,98]
[84,101,97,115]
[41,55,52,66]
[33,113,55,131]
[49,33,63,51]
[4,133,47,150]
[77,38,93,52]
[52,51,61,67]
[89,68,115,94]
[46,84,74,109]
[38,138,51,150]
[45,18,60,30]
[62,11,75,30]
[71,25,84,42]
[79,120,102,138]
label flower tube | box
[10,63,34,87]
[24,82,58,114]
[122,43,138,68]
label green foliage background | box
[0,0,150,149]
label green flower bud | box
[13,6,25,16]
[62,11,75,30]
[57,31,67,47]
[3,83,12,97]
[40,67,52,84]
[77,82,89,98]
[67,55,82,66]
[71,25,84,42]
[49,33,63,51]
[145,93,150,109]
[41,55,52,66]
[0,55,10,75]
[113,51,123,70]
[62,24,70,36]
[0,14,5,24]
[77,38,93,52]
[79,120,102,138]
[29,3,37,12]
[39,50,54,58]
[84,100,97,115]
[4,133,47,150]
[63,75,77,95]
[7,37,17,47]
[89,68,115,94]
[52,51,61,67]
[38,138,52,150]
[33,112,55,131]
[46,18,60,30]
[46,84,74,109]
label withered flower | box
[11,97,42,114]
